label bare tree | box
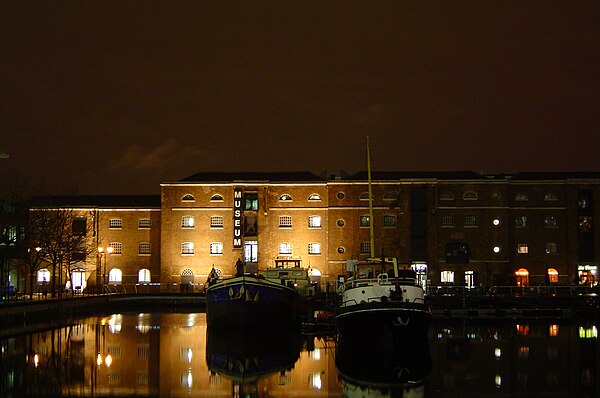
[28,208,96,297]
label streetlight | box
[97,246,113,294]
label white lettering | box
[234,230,241,237]
[234,210,241,217]
[234,200,241,208]
[234,190,243,198]
[234,238,242,247]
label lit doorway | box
[515,268,529,287]
[465,270,475,288]
[411,262,427,290]
[244,240,258,263]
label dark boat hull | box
[206,276,301,329]
[336,301,431,339]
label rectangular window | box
[245,193,258,211]
[138,242,151,255]
[383,215,397,227]
[446,243,469,263]
[441,271,455,283]
[545,242,557,254]
[544,216,558,228]
[210,242,223,255]
[110,242,122,254]
[109,219,123,229]
[517,243,529,254]
[72,217,86,236]
[181,242,194,255]
[578,216,592,234]
[210,216,224,228]
[464,215,478,228]
[360,241,371,254]
[244,240,258,262]
[360,215,370,227]
[138,218,152,228]
[515,216,528,228]
[279,216,292,228]
[308,215,321,228]
[308,242,321,255]
[279,242,292,255]
[441,215,454,228]
[181,216,195,228]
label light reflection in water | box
[0,314,599,397]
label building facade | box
[23,171,600,295]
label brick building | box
[23,171,600,295]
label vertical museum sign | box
[233,188,243,248]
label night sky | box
[1,1,599,196]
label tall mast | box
[367,137,375,258]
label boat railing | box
[343,275,419,290]
[340,294,427,307]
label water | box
[0,312,598,397]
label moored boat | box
[336,257,431,338]
[205,257,316,329]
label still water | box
[0,312,598,397]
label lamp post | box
[97,246,113,294]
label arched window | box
[279,194,293,201]
[138,269,151,283]
[37,268,50,283]
[547,268,558,283]
[210,194,224,201]
[109,268,123,284]
[463,191,478,201]
[515,193,529,201]
[181,269,194,284]
[440,191,454,201]
[544,193,558,201]
[383,192,397,201]
[359,192,371,201]
[308,193,321,201]
[181,194,195,202]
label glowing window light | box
[309,348,321,360]
[187,370,193,388]
[494,348,502,359]
[34,354,39,368]
[516,324,530,336]
[495,374,502,388]
[105,354,112,367]
[579,326,598,339]
[549,324,559,337]
[97,354,102,366]
[309,372,322,390]
[187,348,193,363]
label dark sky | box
[1,1,599,196]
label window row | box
[440,268,560,285]
[109,218,152,229]
[181,216,224,228]
[440,215,560,228]
[180,242,323,255]
[358,215,397,227]
[101,242,152,255]
[37,268,153,283]
[440,191,560,202]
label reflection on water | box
[336,334,432,397]
[0,313,599,397]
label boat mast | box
[367,137,375,258]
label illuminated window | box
[138,218,152,228]
[37,268,50,283]
[360,241,371,254]
[210,216,223,228]
[181,216,195,228]
[359,192,371,201]
[547,268,558,283]
[383,215,397,227]
[110,242,122,254]
[279,216,292,228]
[138,269,151,283]
[518,346,530,358]
[515,216,528,228]
[181,242,194,255]
[544,216,558,228]
[463,191,478,200]
[515,193,529,201]
[515,268,529,287]
[517,243,528,254]
[544,193,558,201]
[493,246,501,253]
[549,324,559,337]
[383,192,397,200]
[210,242,223,255]
[516,324,530,335]
[546,242,557,254]
[440,191,454,201]
[279,194,293,201]
[578,216,592,234]
[181,194,195,202]
[308,242,321,255]
[138,242,151,255]
[109,219,123,229]
[210,194,223,201]
[309,372,322,390]
[279,242,292,255]
[441,215,454,228]
[360,215,370,227]
[441,271,455,283]
[308,193,321,201]
[108,268,122,284]
[308,215,321,228]
[464,215,478,227]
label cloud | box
[107,138,213,179]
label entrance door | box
[515,268,529,287]
[465,270,475,288]
[244,240,258,263]
[71,270,85,293]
